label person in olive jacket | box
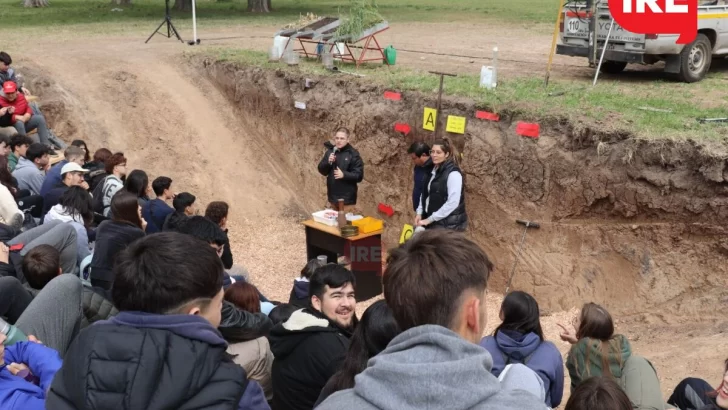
[317,127,364,209]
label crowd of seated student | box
[0,136,726,410]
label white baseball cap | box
[61,162,89,175]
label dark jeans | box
[0,276,33,323]
[91,278,113,291]
[668,378,716,410]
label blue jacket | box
[0,341,63,410]
[40,159,67,197]
[480,330,564,408]
[141,198,174,234]
[412,164,428,211]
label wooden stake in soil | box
[428,71,457,139]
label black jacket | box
[218,300,273,343]
[83,161,107,191]
[221,229,233,270]
[317,142,364,206]
[41,183,69,218]
[46,312,249,410]
[0,110,12,127]
[24,281,118,328]
[268,308,353,410]
[90,220,145,284]
[421,158,468,231]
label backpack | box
[92,175,109,215]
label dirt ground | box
[4,20,727,403]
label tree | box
[247,0,271,12]
[24,0,49,7]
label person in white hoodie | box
[43,185,94,266]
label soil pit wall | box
[195,56,728,321]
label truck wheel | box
[599,61,628,74]
[677,33,712,83]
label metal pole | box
[428,71,457,140]
[593,18,615,86]
[191,0,198,43]
[545,0,564,86]
[587,0,598,66]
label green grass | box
[203,47,728,141]
[0,0,557,30]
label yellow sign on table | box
[423,107,437,131]
[446,115,467,134]
[399,224,414,244]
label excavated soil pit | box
[194,56,728,321]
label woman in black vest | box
[415,138,468,231]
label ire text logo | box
[607,0,696,44]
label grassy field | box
[204,48,728,141]
[0,0,556,30]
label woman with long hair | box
[43,186,94,265]
[559,303,631,392]
[123,169,151,207]
[414,137,468,231]
[0,155,23,229]
[480,291,564,408]
[314,299,402,407]
[71,139,91,163]
[668,359,728,409]
[223,281,274,401]
[89,191,146,290]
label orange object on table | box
[352,217,384,234]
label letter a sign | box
[608,0,696,44]
[423,108,437,131]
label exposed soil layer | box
[196,56,728,320]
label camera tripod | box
[145,0,184,44]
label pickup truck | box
[556,1,728,82]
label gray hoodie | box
[12,156,45,196]
[315,325,548,410]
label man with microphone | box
[317,127,364,211]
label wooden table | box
[302,219,383,301]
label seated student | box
[46,232,271,410]
[12,143,49,197]
[0,135,10,156]
[224,282,274,402]
[268,264,358,410]
[7,134,31,172]
[44,186,94,265]
[41,162,89,218]
[0,332,63,410]
[316,230,547,410]
[0,155,43,220]
[559,303,668,409]
[0,82,53,151]
[565,376,633,410]
[123,169,150,207]
[205,201,235,270]
[97,152,126,217]
[0,220,79,282]
[83,147,111,191]
[315,300,401,407]
[22,245,117,329]
[40,146,86,197]
[70,140,91,164]
[668,359,727,410]
[0,156,24,229]
[267,303,298,326]
[289,258,325,307]
[480,291,564,408]
[141,176,174,233]
[89,191,146,291]
[162,191,196,232]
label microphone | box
[330,146,338,164]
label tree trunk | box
[174,0,191,11]
[23,0,49,7]
[247,0,271,12]
[110,0,131,5]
